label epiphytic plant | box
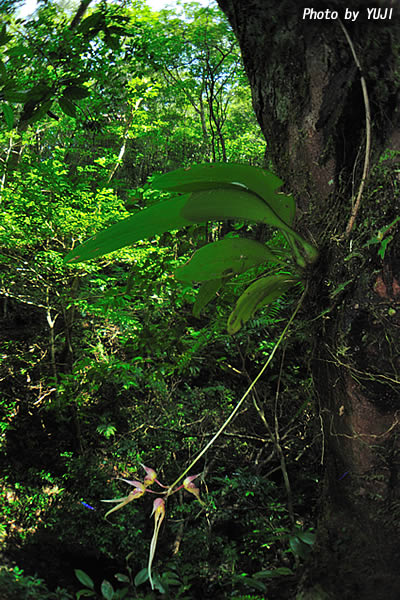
[65,163,318,332]
[65,163,318,586]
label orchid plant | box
[101,463,204,590]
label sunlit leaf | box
[64,195,191,263]
[152,162,296,226]
[181,188,317,265]
[176,238,282,283]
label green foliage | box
[65,163,317,333]
[0,3,318,600]
[0,566,72,599]
[227,275,299,334]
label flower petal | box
[141,464,158,487]
[148,498,166,589]
[117,478,146,492]
[102,488,145,518]
[183,474,205,506]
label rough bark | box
[217,1,400,598]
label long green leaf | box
[176,238,281,283]
[183,188,318,264]
[152,162,296,226]
[64,195,191,263]
[193,279,222,318]
[227,275,299,334]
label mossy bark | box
[217,1,400,598]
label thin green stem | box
[166,283,308,496]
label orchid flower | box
[102,463,204,590]
[148,498,165,590]
[173,473,205,506]
[101,465,167,520]
[141,463,168,488]
[101,482,145,519]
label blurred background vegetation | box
[0,1,321,597]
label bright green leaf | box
[182,187,287,229]
[176,238,280,283]
[152,162,296,226]
[182,188,317,264]
[227,275,299,334]
[153,164,318,264]
[64,195,191,263]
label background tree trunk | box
[217,1,400,598]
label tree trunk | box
[217,1,400,598]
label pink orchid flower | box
[173,473,205,506]
[141,464,168,488]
